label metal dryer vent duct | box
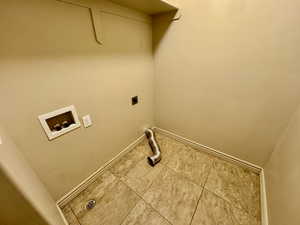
[144,128,161,166]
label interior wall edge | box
[263,103,300,225]
[56,133,146,207]
[152,0,300,167]
[262,102,300,167]
[0,127,65,225]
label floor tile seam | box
[203,187,232,205]
[119,179,174,225]
[68,203,79,221]
[202,187,256,220]
[204,166,260,215]
[117,194,141,225]
[163,163,207,189]
[202,158,215,190]
[114,177,147,225]
[199,188,247,224]
[69,175,138,225]
[137,162,167,194]
[69,204,83,225]
[188,185,204,225]
[204,158,260,217]
[141,200,174,225]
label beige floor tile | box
[155,133,187,164]
[69,171,140,225]
[121,200,171,225]
[121,161,165,195]
[135,139,152,156]
[166,145,214,186]
[109,146,147,178]
[109,141,164,195]
[231,205,261,225]
[191,190,238,225]
[205,159,261,223]
[69,171,118,217]
[143,167,202,225]
[62,205,80,225]
[60,134,261,225]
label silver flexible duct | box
[144,128,161,166]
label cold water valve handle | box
[144,128,161,166]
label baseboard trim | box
[260,169,269,225]
[153,127,268,224]
[56,127,269,225]
[56,204,69,225]
[153,127,262,174]
[56,134,146,208]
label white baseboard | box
[56,134,145,208]
[260,169,269,225]
[56,127,269,225]
[153,127,262,174]
[153,127,268,224]
[56,204,69,225]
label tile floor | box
[61,133,261,225]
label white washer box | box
[38,105,81,140]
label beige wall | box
[264,105,300,225]
[0,0,154,199]
[0,171,47,225]
[0,127,65,225]
[153,0,300,165]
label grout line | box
[188,158,214,225]
[203,175,258,218]
[119,176,174,225]
[203,187,230,204]
[162,159,212,189]
[116,182,141,225]
[202,171,257,225]
[118,163,207,225]
[150,133,205,186]
[188,186,204,225]
[205,187,256,224]
[69,206,82,225]
[202,156,261,218]
[203,158,215,189]
[144,200,173,225]
[202,186,251,217]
